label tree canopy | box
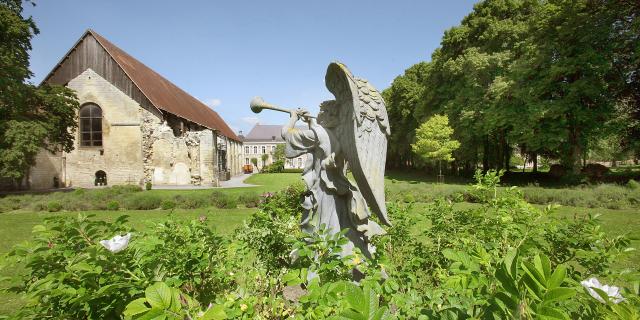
[385,0,640,174]
[0,0,79,182]
[412,115,460,163]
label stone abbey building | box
[25,29,242,189]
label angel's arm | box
[281,109,316,158]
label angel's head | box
[318,100,339,128]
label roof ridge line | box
[88,30,166,120]
[89,30,241,142]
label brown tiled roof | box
[89,30,240,141]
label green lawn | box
[1,172,638,315]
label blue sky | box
[24,1,477,135]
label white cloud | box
[205,98,222,108]
[242,116,260,125]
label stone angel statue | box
[250,62,391,258]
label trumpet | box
[250,96,316,119]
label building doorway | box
[95,170,107,186]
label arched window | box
[253,146,257,154]
[79,103,102,146]
[245,146,249,154]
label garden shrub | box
[174,193,209,209]
[145,181,152,190]
[46,201,62,212]
[402,192,415,203]
[627,179,640,190]
[211,191,238,209]
[106,200,120,211]
[238,192,260,208]
[160,199,176,210]
[124,193,162,210]
[1,214,234,319]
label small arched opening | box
[95,170,107,186]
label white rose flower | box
[99,233,132,253]
[580,277,625,304]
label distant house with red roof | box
[27,29,242,189]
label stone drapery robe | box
[282,120,384,258]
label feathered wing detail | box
[325,62,391,226]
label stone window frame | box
[245,146,250,154]
[79,103,103,148]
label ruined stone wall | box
[62,69,146,188]
[142,112,219,186]
[228,140,243,176]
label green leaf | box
[537,306,568,319]
[522,261,547,290]
[364,284,377,319]
[504,248,518,277]
[145,282,172,309]
[201,304,227,320]
[372,306,391,320]
[543,288,575,303]
[344,283,366,315]
[495,264,519,297]
[136,308,167,320]
[123,298,150,317]
[534,254,551,279]
[546,265,566,290]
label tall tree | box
[382,62,429,168]
[0,0,78,183]
[411,115,460,176]
[509,0,629,172]
[418,0,538,172]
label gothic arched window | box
[79,103,102,147]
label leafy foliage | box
[412,114,460,163]
[0,0,79,181]
[2,173,638,318]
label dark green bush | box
[174,194,210,209]
[124,193,162,210]
[211,192,238,209]
[145,181,152,190]
[47,201,62,212]
[106,200,119,211]
[238,192,260,208]
[161,199,176,210]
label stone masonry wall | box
[62,69,146,188]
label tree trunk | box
[483,136,490,172]
[532,153,538,173]
[504,138,511,172]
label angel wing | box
[325,62,391,226]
